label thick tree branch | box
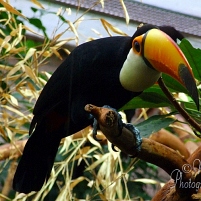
[85,104,201,201]
[150,129,190,159]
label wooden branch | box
[0,140,27,161]
[158,77,201,135]
[150,129,190,159]
[188,146,201,167]
[85,104,200,201]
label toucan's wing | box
[32,36,136,135]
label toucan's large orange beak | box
[135,29,199,109]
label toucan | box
[13,24,199,193]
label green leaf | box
[25,39,36,49]
[179,39,201,81]
[162,74,188,94]
[120,85,171,110]
[58,15,67,23]
[31,7,38,13]
[29,18,48,38]
[136,114,176,138]
[182,101,201,123]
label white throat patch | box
[119,48,161,92]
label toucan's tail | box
[13,121,62,193]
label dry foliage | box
[0,1,200,201]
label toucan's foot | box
[102,106,142,152]
[91,106,142,156]
[92,105,124,141]
[92,118,102,141]
[124,123,142,153]
[102,105,124,152]
[112,144,119,152]
[102,105,124,137]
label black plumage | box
[13,24,188,193]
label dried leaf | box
[99,194,108,200]
[56,7,63,16]
[9,94,18,106]
[23,48,37,62]
[15,48,36,67]
[10,23,22,38]
[40,71,52,79]
[23,25,43,37]
[66,20,79,43]
[6,65,21,78]
[24,65,39,83]
[91,28,102,37]
[70,176,85,190]
[0,0,27,19]
[13,193,27,200]
[85,153,109,171]
[79,146,91,155]
[87,134,102,149]
[62,48,71,55]
[50,47,62,60]
[41,50,52,58]
[5,127,13,140]
[31,0,45,9]
[1,105,27,118]
[100,18,112,36]
[54,40,70,48]
[38,77,48,86]
[7,35,23,52]
[17,87,34,98]
[52,32,64,42]
[66,8,71,15]
[0,29,6,37]
[100,0,104,8]
[4,74,22,81]
[0,64,12,71]
[0,126,6,138]
[100,18,127,36]
[0,36,11,52]
[120,0,130,24]
[134,178,160,184]
[9,47,25,54]
[87,180,94,188]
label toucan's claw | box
[92,105,142,155]
[92,118,102,141]
[124,123,142,152]
[92,105,124,141]
[93,132,102,141]
[112,144,119,152]
[117,114,124,137]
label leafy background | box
[0,1,201,201]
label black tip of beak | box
[179,64,199,110]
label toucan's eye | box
[134,41,140,52]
